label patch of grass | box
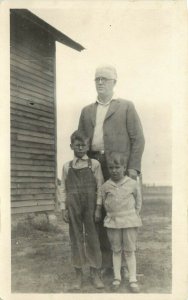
[31,221,62,233]
[11,214,63,239]
[11,200,172,293]
[11,221,36,239]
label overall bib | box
[65,159,102,269]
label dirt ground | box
[11,198,172,294]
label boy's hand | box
[95,206,102,223]
[62,209,69,223]
[135,208,140,216]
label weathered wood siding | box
[10,11,56,214]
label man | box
[78,65,145,273]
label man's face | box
[71,139,89,158]
[108,162,125,182]
[95,67,116,98]
[95,77,116,98]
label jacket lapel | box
[105,99,120,120]
[90,102,97,126]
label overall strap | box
[69,159,92,169]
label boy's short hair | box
[106,151,128,167]
[70,130,90,145]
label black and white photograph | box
[0,1,188,299]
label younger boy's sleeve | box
[59,164,68,210]
[99,184,106,206]
[92,159,104,206]
[134,178,142,213]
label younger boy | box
[59,130,104,290]
[95,152,142,292]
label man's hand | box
[95,205,102,223]
[62,209,69,223]
[128,169,137,180]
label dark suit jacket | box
[78,98,145,172]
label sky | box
[28,3,187,185]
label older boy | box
[59,130,104,290]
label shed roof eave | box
[10,9,85,52]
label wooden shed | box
[10,9,84,214]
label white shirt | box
[91,94,117,151]
[100,176,142,229]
